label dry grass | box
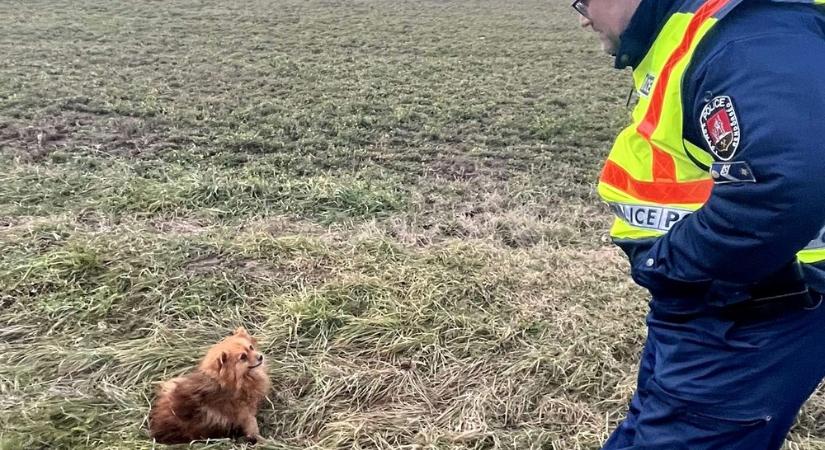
[1,0,824,449]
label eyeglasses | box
[571,0,589,18]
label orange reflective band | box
[651,145,677,181]
[600,160,713,204]
[637,0,733,140]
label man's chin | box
[601,41,618,56]
[596,34,619,56]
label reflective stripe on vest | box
[608,202,692,233]
[608,205,825,250]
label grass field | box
[2,0,825,448]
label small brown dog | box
[148,327,271,444]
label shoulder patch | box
[710,161,756,184]
[700,95,741,161]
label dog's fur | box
[148,327,271,444]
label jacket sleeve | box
[631,34,825,302]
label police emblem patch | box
[700,95,741,161]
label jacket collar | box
[615,0,683,69]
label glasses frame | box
[571,0,589,18]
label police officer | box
[574,0,825,448]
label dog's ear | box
[234,327,250,338]
[217,351,228,371]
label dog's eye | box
[249,345,254,351]
[239,353,247,361]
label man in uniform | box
[573,0,825,448]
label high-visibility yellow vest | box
[598,0,825,265]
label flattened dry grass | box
[2,0,825,449]
[1,217,641,449]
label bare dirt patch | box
[0,113,180,161]
[0,113,91,161]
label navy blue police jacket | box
[612,0,825,314]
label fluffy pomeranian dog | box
[149,327,271,444]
